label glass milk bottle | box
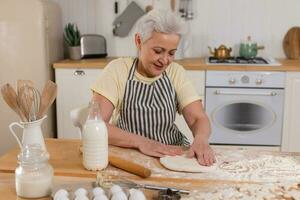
[82,100,108,171]
[15,144,53,198]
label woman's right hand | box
[136,138,184,158]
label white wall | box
[51,0,300,58]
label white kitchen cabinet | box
[55,68,102,138]
[282,72,300,152]
[175,70,206,143]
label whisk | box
[17,85,40,122]
[94,172,190,194]
[112,178,190,194]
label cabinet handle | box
[74,70,85,76]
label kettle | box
[208,45,232,60]
[239,36,265,58]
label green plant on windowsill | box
[64,23,81,60]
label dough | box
[160,155,217,173]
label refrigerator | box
[0,0,63,155]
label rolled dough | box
[160,155,217,173]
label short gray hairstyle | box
[135,9,186,43]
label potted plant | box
[64,23,81,60]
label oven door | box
[205,87,284,145]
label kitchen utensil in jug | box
[239,36,265,58]
[37,80,57,119]
[9,115,47,151]
[17,85,40,122]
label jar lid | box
[18,144,49,165]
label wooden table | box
[1,139,299,199]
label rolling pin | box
[79,146,151,178]
[109,154,152,178]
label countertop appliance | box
[0,0,63,155]
[205,71,285,146]
[206,57,281,66]
[81,34,107,58]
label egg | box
[54,189,69,199]
[92,187,105,196]
[54,196,69,200]
[110,184,123,194]
[93,194,109,200]
[129,188,146,200]
[111,191,128,200]
[74,195,89,200]
[74,187,88,197]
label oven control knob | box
[228,78,236,84]
[241,75,250,83]
[256,79,263,85]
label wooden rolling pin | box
[109,155,152,178]
[79,146,151,178]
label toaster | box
[80,34,107,58]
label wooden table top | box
[1,138,300,199]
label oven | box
[205,71,285,146]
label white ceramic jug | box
[9,116,47,151]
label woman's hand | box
[136,138,184,158]
[187,135,216,166]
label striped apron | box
[117,58,189,146]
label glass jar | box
[15,144,53,198]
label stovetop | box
[206,57,281,66]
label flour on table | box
[181,182,300,200]
[216,155,300,182]
[160,155,217,173]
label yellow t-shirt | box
[91,57,201,124]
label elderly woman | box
[91,10,215,166]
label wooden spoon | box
[170,0,176,12]
[17,80,34,96]
[17,85,34,122]
[37,80,57,119]
[1,83,27,121]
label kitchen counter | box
[1,139,300,199]
[53,57,300,71]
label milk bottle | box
[82,101,108,171]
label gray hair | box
[135,9,187,43]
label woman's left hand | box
[186,135,216,166]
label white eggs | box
[93,194,109,200]
[54,189,69,200]
[111,191,128,200]
[92,187,105,196]
[110,184,123,194]
[74,188,88,197]
[129,188,146,200]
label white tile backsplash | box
[50,0,300,58]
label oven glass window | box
[213,103,275,132]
